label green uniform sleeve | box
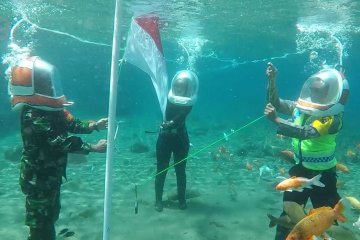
[22,108,92,154]
[63,110,94,134]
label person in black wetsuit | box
[155,70,199,212]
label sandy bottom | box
[0,115,359,240]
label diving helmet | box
[8,56,69,111]
[168,70,199,106]
[296,68,349,117]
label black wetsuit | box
[155,101,192,205]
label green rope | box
[137,114,266,186]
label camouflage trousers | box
[20,162,63,229]
[22,182,61,240]
[24,190,61,228]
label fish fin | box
[293,188,304,192]
[58,228,69,236]
[267,214,277,228]
[308,206,332,216]
[307,236,326,240]
[334,199,347,223]
[308,208,324,215]
[311,174,325,188]
[63,231,75,237]
[337,213,347,223]
[319,232,331,239]
[308,208,315,215]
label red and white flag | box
[123,14,168,119]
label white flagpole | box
[103,0,121,239]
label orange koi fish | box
[280,150,296,164]
[245,162,253,171]
[278,167,287,176]
[335,163,349,173]
[286,200,346,240]
[346,149,357,158]
[276,174,324,192]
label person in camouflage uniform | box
[20,106,107,239]
[8,56,108,240]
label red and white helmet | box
[9,56,69,111]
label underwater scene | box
[1,0,360,239]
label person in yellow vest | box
[264,62,349,240]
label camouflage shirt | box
[20,106,94,194]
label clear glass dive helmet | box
[168,70,199,106]
[296,68,349,117]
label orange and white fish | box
[276,174,324,192]
[286,200,346,240]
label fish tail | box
[334,199,347,223]
[267,214,277,228]
[310,174,325,187]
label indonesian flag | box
[123,14,168,119]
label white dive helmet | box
[168,70,199,106]
[296,68,349,117]
[8,56,69,111]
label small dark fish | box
[58,228,69,235]
[134,200,138,214]
[209,221,226,229]
[63,231,75,238]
